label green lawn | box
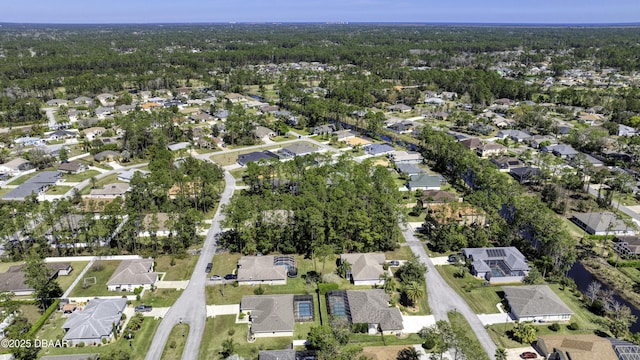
[56,261,90,292]
[0,188,12,196]
[209,144,288,166]
[80,173,124,195]
[38,317,160,359]
[20,303,43,324]
[62,170,101,182]
[448,311,491,360]
[133,289,183,308]
[198,315,292,360]
[69,260,131,297]
[155,255,199,281]
[384,245,415,261]
[436,265,503,314]
[45,185,73,195]
[348,333,423,347]
[7,172,37,185]
[161,324,189,360]
[0,261,24,273]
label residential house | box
[73,96,94,106]
[167,142,191,152]
[259,105,279,114]
[497,130,531,142]
[578,112,605,125]
[46,130,78,141]
[58,161,88,174]
[462,247,530,283]
[407,173,443,191]
[94,106,114,119]
[46,99,68,107]
[224,93,245,103]
[107,259,159,291]
[326,290,403,335]
[14,136,45,147]
[2,171,62,201]
[619,124,638,137]
[417,190,460,207]
[491,157,523,172]
[476,143,507,157]
[241,295,294,337]
[116,104,136,114]
[312,124,336,135]
[255,126,276,139]
[364,144,395,156]
[190,113,215,123]
[396,163,427,177]
[139,213,172,237]
[334,129,356,141]
[237,256,289,285]
[571,212,637,236]
[0,263,72,296]
[0,158,33,175]
[491,116,515,128]
[459,138,482,151]
[62,298,127,345]
[67,109,90,122]
[96,93,116,106]
[613,236,640,257]
[441,91,457,100]
[390,151,423,165]
[93,150,120,162]
[528,135,557,149]
[388,122,415,134]
[538,335,618,360]
[424,97,445,105]
[237,151,279,166]
[468,123,495,135]
[280,144,318,158]
[117,169,150,182]
[542,144,579,158]
[339,253,386,286]
[88,183,130,198]
[82,127,106,141]
[141,102,162,111]
[509,166,542,184]
[502,285,573,322]
[386,104,412,113]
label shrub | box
[567,322,580,330]
[102,338,107,344]
[78,342,85,348]
[318,283,339,295]
[422,338,436,350]
[169,340,176,349]
[253,286,265,295]
[352,323,368,333]
[170,257,176,266]
[92,263,104,272]
[549,323,560,332]
[232,281,239,287]
[228,329,235,336]
[239,312,246,319]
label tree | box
[402,281,425,307]
[101,348,131,360]
[23,250,62,310]
[397,347,420,360]
[495,347,507,360]
[380,272,396,294]
[221,338,237,358]
[512,321,537,344]
[585,281,602,306]
[314,244,334,273]
[394,256,427,284]
[337,260,351,279]
[58,147,69,162]
[418,321,455,360]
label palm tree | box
[380,272,396,294]
[221,338,236,358]
[397,347,421,360]
[495,347,507,360]
[403,281,425,307]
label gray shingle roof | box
[502,285,572,319]
[241,295,294,333]
[2,171,61,201]
[462,247,529,274]
[346,289,403,331]
[572,212,630,234]
[62,298,127,342]
[340,253,385,282]
[106,259,158,287]
[237,256,287,283]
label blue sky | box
[2,0,639,24]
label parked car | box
[224,274,237,280]
[134,305,152,312]
[448,254,458,263]
[205,263,213,273]
[520,352,537,359]
[210,275,222,281]
[387,260,400,266]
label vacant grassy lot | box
[209,144,287,166]
[161,324,189,360]
[155,255,199,281]
[134,289,183,308]
[436,265,503,314]
[80,173,125,195]
[62,170,101,182]
[384,245,415,261]
[449,311,490,360]
[198,315,292,360]
[69,260,130,297]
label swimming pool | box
[293,295,314,322]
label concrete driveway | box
[402,315,435,333]
[506,347,540,360]
[206,304,239,317]
[155,281,189,290]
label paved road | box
[42,107,58,129]
[145,170,235,360]
[401,225,497,360]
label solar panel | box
[486,249,506,257]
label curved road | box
[145,170,235,360]
[402,225,497,359]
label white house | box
[106,259,159,292]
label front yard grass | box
[69,260,130,297]
[436,265,503,314]
[161,324,189,360]
[384,245,415,261]
[198,315,292,360]
[448,311,490,360]
[80,173,124,195]
[45,185,73,195]
[155,255,199,281]
[62,170,101,182]
[134,289,183,308]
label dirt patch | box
[361,345,415,360]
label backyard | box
[68,260,131,297]
[56,261,90,292]
[155,254,199,281]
